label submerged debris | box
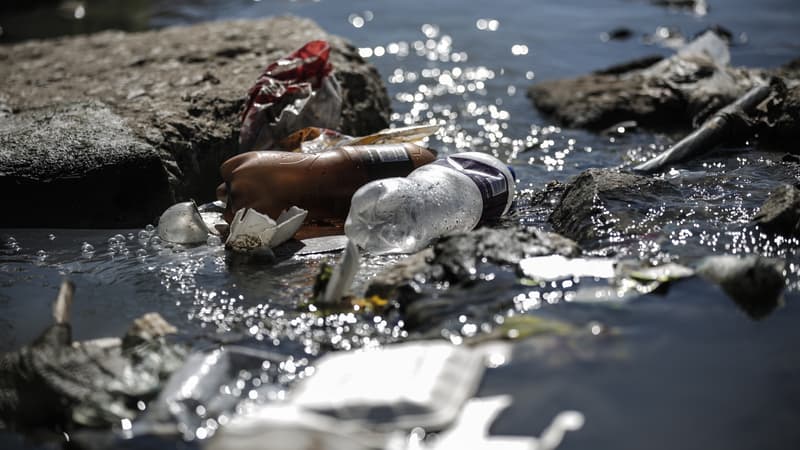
[0,280,186,429]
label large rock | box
[366,226,580,299]
[365,226,580,332]
[527,32,773,132]
[0,16,390,227]
[548,168,679,244]
[0,102,172,227]
[752,184,800,236]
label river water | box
[2,0,800,449]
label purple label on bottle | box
[434,156,509,223]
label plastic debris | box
[239,40,342,152]
[290,341,485,431]
[131,345,287,440]
[218,144,437,228]
[226,206,307,253]
[0,281,185,429]
[320,239,360,304]
[278,124,440,154]
[346,152,516,254]
[157,201,211,244]
[519,255,616,281]
[206,404,384,450]
[294,235,350,255]
[409,396,585,450]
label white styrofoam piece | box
[519,255,616,281]
[226,207,307,252]
[290,341,485,431]
[205,404,386,450]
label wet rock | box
[528,31,769,132]
[0,281,186,429]
[548,168,678,244]
[362,225,579,331]
[0,102,172,227]
[366,226,579,299]
[0,16,390,227]
[750,75,800,148]
[752,184,800,236]
[696,255,784,319]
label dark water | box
[2,0,800,449]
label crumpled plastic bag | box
[240,40,342,152]
[226,206,308,253]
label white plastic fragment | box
[272,207,309,246]
[157,201,211,244]
[225,206,308,252]
[421,396,532,450]
[290,341,486,431]
[197,200,227,235]
[321,239,360,303]
[295,235,350,255]
[205,404,384,450]
[519,255,616,281]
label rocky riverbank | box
[0,17,390,227]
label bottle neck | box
[432,155,510,224]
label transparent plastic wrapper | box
[240,40,342,152]
[277,124,440,154]
[157,201,211,244]
[130,346,287,440]
[345,152,516,254]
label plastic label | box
[434,156,509,223]
[351,144,414,180]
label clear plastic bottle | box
[345,152,516,254]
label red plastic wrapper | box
[239,40,342,152]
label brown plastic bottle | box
[217,143,437,227]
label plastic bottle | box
[345,152,516,254]
[218,143,437,224]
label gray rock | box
[751,75,800,148]
[528,32,770,132]
[365,227,579,332]
[548,168,679,244]
[366,226,580,299]
[0,102,172,227]
[696,255,784,319]
[752,184,800,235]
[0,16,390,227]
